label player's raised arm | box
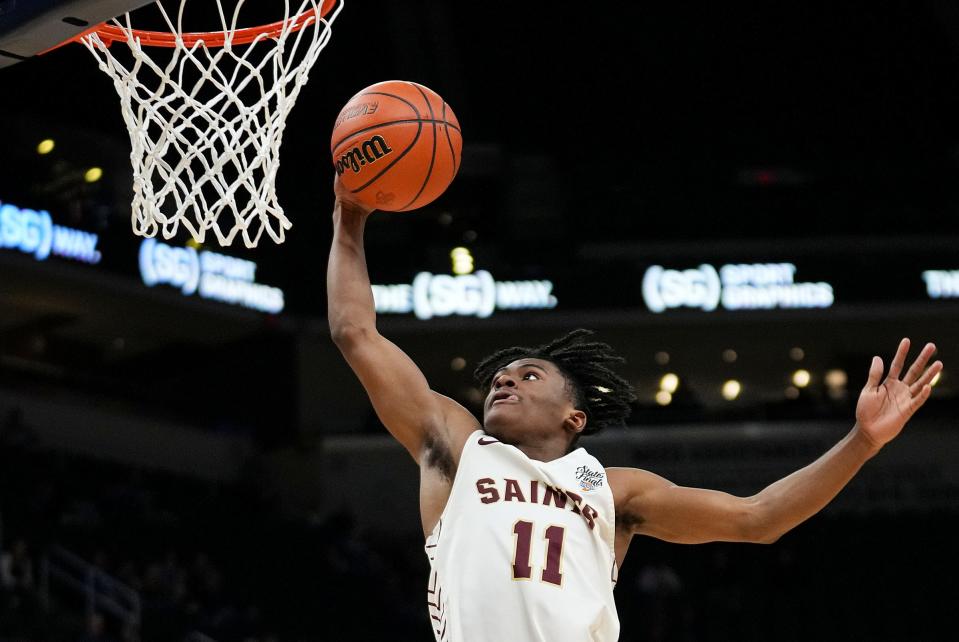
[327,177,479,461]
[611,339,942,547]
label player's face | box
[482,358,581,441]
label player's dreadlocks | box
[473,329,636,436]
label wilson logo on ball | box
[335,135,394,175]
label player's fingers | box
[864,356,884,390]
[885,338,910,381]
[909,384,933,415]
[903,342,936,386]
[909,360,943,397]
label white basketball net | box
[81,0,344,247]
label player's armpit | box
[608,467,773,545]
[333,327,480,462]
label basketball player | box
[327,178,943,642]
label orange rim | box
[49,0,336,51]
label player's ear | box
[564,410,587,435]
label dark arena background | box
[1,1,958,641]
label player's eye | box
[523,372,540,380]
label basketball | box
[331,80,462,212]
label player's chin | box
[483,404,518,430]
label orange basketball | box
[331,80,462,212]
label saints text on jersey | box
[475,477,600,530]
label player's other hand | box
[334,175,375,216]
[855,338,943,450]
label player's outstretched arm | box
[327,178,480,461]
[611,339,942,546]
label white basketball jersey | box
[425,430,619,642]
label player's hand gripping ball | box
[331,80,462,212]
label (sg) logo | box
[139,238,199,295]
[643,263,834,312]
[334,135,393,175]
[0,203,53,260]
[642,264,721,313]
[0,201,101,265]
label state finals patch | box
[575,465,605,491]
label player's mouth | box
[491,391,520,405]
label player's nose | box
[493,373,516,389]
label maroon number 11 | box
[512,521,566,586]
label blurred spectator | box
[635,558,684,642]
[75,611,117,642]
[0,537,44,640]
[0,538,35,591]
[701,549,748,641]
[0,407,38,451]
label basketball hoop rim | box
[45,0,337,52]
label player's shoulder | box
[606,467,671,508]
